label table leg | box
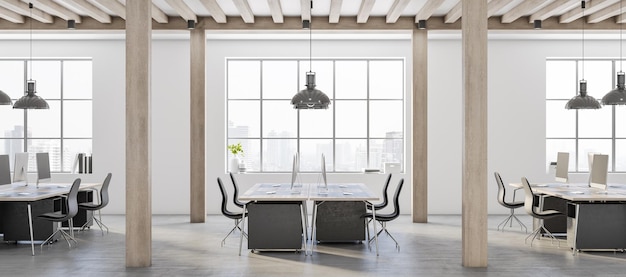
[27,203,35,256]
[371,203,379,256]
[309,202,319,255]
[238,203,247,256]
[300,201,307,252]
[302,200,309,241]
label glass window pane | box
[0,108,24,138]
[546,100,575,137]
[228,60,260,99]
[228,100,260,138]
[335,139,367,171]
[27,139,61,172]
[63,101,92,138]
[546,139,576,172]
[262,139,296,171]
[62,139,92,172]
[300,139,333,172]
[263,61,297,99]
[27,100,61,138]
[546,60,576,99]
[263,100,297,137]
[615,139,626,171]
[63,60,92,99]
[31,60,61,99]
[578,139,612,171]
[300,105,333,138]
[336,100,367,138]
[300,61,334,100]
[578,108,611,138]
[370,138,403,172]
[615,106,626,137]
[336,61,367,99]
[370,60,403,99]
[228,139,260,172]
[370,100,403,138]
[578,61,612,100]
[0,60,25,99]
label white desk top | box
[509,182,626,202]
[0,182,101,202]
[309,183,378,201]
[239,183,378,202]
[239,183,310,201]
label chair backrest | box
[98,173,112,209]
[388,178,404,219]
[229,172,244,208]
[376,173,392,209]
[494,172,507,206]
[217,177,229,217]
[63,178,82,221]
[521,177,538,217]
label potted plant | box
[227,143,244,173]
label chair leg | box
[525,220,559,248]
[367,221,400,251]
[498,209,528,233]
[40,221,78,252]
[221,219,247,246]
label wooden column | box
[461,0,488,267]
[125,0,152,268]
[412,27,428,223]
[190,25,206,223]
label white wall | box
[2,32,622,215]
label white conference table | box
[0,182,101,256]
[238,182,380,256]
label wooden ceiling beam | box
[301,0,310,22]
[502,0,551,23]
[0,6,24,23]
[529,0,579,23]
[233,0,254,23]
[90,0,126,20]
[560,0,618,23]
[267,0,283,24]
[57,0,111,23]
[199,0,226,23]
[444,1,461,23]
[357,0,375,23]
[587,1,625,23]
[415,0,445,22]
[329,0,342,23]
[488,0,515,17]
[151,3,168,24]
[0,0,53,23]
[387,0,412,23]
[31,0,81,23]
[164,0,197,22]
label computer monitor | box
[587,152,599,186]
[36,152,51,186]
[0,154,11,185]
[320,153,328,189]
[290,154,299,190]
[13,152,28,185]
[555,152,569,183]
[589,154,609,190]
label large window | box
[0,59,93,173]
[227,58,405,173]
[545,58,625,172]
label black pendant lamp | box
[14,3,49,110]
[602,0,626,105]
[291,0,330,110]
[0,90,12,105]
[566,1,601,110]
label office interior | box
[3,0,626,273]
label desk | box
[238,183,380,255]
[309,183,379,255]
[238,183,310,255]
[0,182,101,255]
[510,182,626,253]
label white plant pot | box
[229,157,240,173]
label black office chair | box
[363,178,404,251]
[38,178,81,250]
[521,177,563,247]
[494,172,527,232]
[79,173,112,235]
[367,173,392,211]
[217,177,248,246]
[229,172,248,208]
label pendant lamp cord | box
[309,0,313,72]
[581,0,585,80]
[29,2,33,80]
